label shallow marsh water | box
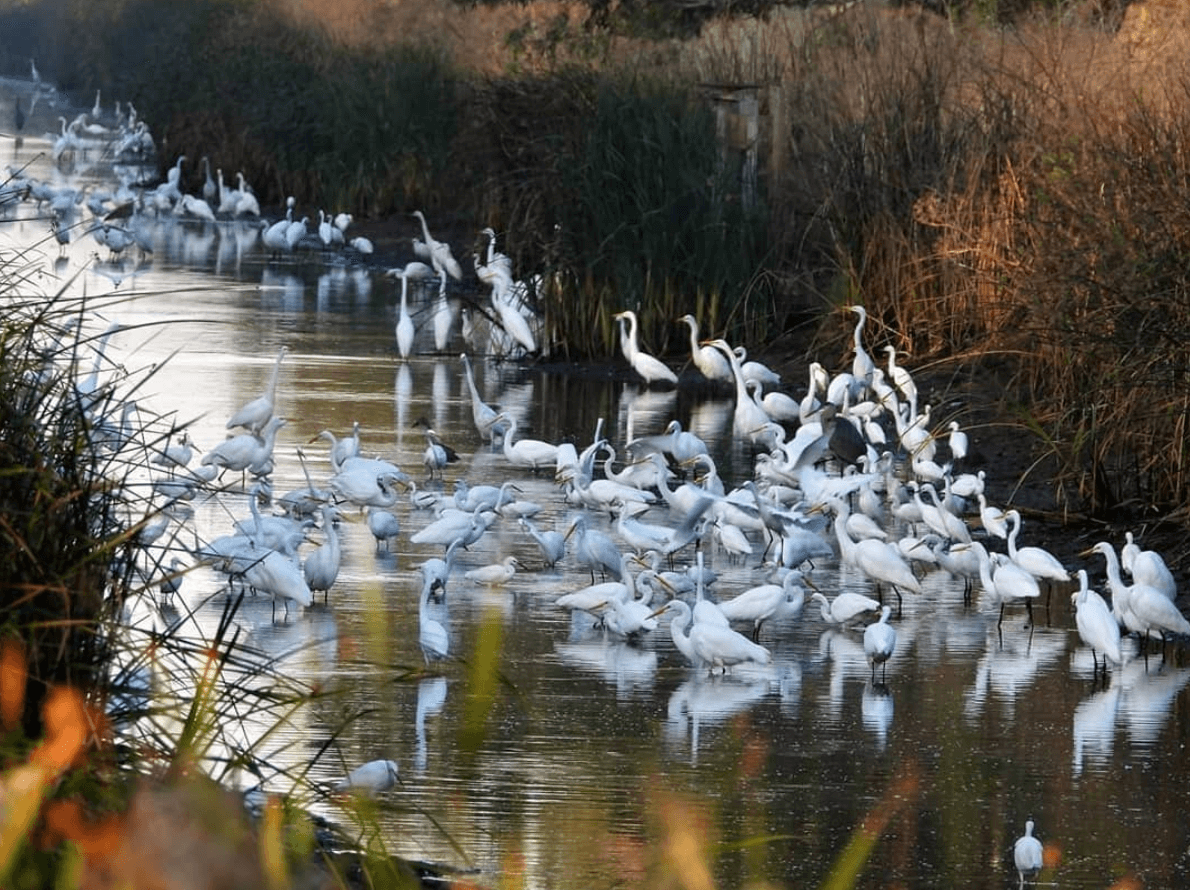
[3,77,1190,889]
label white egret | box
[977,492,1009,540]
[822,497,921,613]
[809,591,881,627]
[464,556,520,587]
[846,304,875,387]
[520,517,566,567]
[716,570,812,641]
[947,420,969,462]
[1013,819,1043,888]
[731,345,781,388]
[152,431,194,470]
[241,548,313,621]
[460,353,504,443]
[1121,531,1176,600]
[496,413,558,470]
[708,338,770,442]
[883,344,916,405]
[963,540,1040,627]
[677,314,731,384]
[395,269,415,359]
[311,422,360,472]
[334,759,399,794]
[1071,568,1121,675]
[303,505,342,603]
[687,602,772,674]
[329,466,406,510]
[226,345,288,434]
[863,605,897,682]
[202,416,288,481]
[411,210,463,280]
[367,507,401,551]
[613,311,677,387]
[1004,510,1069,590]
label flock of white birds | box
[13,71,1186,879]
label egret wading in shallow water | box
[334,759,399,794]
[1071,568,1121,678]
[1013,819,1043,888]
[226,345,288,434]
[677,314,731,385]
[863,605,897,682]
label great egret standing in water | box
[1013,819,1043,888]
[863,605,897,682]
[613,310,677,387]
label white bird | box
[241,547,313,621]
[716,570,811,641]
[613,310,677,387]
[311,423,361,473]
[491,280,537,354]
[947,420,968,462]
[1071,568,1121,675]
[566,514,624,582]
[823,497,922,613]
[202,416,288,480]
[665,597,772,675]
[303,505,342,603]
[152,431,195,470]
[677,314,731,384]
[963,540,1040,627]
[709,339,770,442]
[1004,510,1069,589]
[863,605,897,682]
[977,492,1009,540]
[883,344,916,406]
[846,304,875,388]
[411,210,463,280]
[1013,819,1043,888]
[810,591,881,627]
[459,353,504,443]
[520,517,566,568]
[227,345,288,434]
[334,759,399,794]
[395,269,415,359]
[731,345,780,388]
[496,413,558,470]
[1121,531,1176,601]
[367,507,401,551]
[464,556,519,587]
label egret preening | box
[810,591,881,627]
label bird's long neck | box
[266,349,286,400]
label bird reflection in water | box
[665,673,771,765]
